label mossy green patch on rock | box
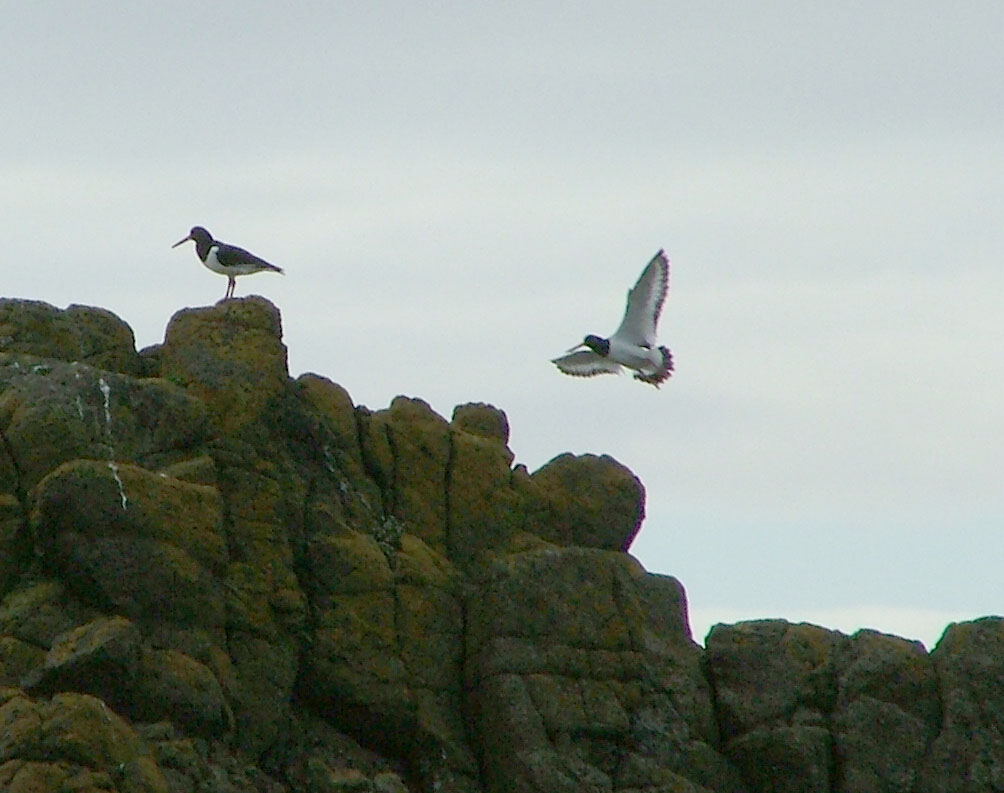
[31,460,227,634]
[159,297,289,434]
[131,647,232,737]
[22,615,140,708]
[0,637,44,689]
[0,691,167,793]
[706,620,847,740]
[465,546,735,793]
[158,454,218,487]
[0,581,99,650]
[451,402,511,447]
[64,304,144,376]
[32,459,225,572]
[0,494,27,595]
[917,617,1004,792]
[529,452,645,552]
[296,373,385,528]
[4,296,995,792]
[0,361,211,498]
[358,397,451,553]
[308,528,395,598]
[297,374,361,456]
[0,299,141,376]
[447,426,525,567]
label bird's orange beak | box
[171,234,193,248]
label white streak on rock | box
[98,377,128,511]
[108,461,128,510]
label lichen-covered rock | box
[0,495,27,595]
[158,453,218,487]
[447,422,526,566]
[703,620,948,793]
[302,526,478,790]
[296,372,384,528]
[0,299,141,375]
[726,724,830,793]
[451,402,511,446]
[22,615,141,708]
[0,358,211,501]
[466,547,744,793]
[304,527,404,704]
[833,630,939,792]
[0,689,168,793]
[32,460,227,633]
[706,620,845,737]
[917,617,1004,792]
[141,714,411,793]
[705,620,848,791]
[65,304,144,376]
[298,374,361,454]
[528,453,645,552]
[0,636,43,689]
[131,647,232,737]
[141,721,286,793]
[358,396,452,552]
[1,296,1002,793]
[158,297,289,434]
[16,612,231,741]
[33,460,226,571]
[0,581,100,650]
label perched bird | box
[172,226,284,299]
[552,250,674,387]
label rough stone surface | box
[0,299,142,376]
[33,460,227,634]
[158,297,289,434]
[833,630,939,792]
[451,402,511,446]
[466,548,744,793]
[0,297,997,793]
[22,614,142,707]
[916,617,1004,793]
[0,689,168,793]
[529,453,646,552]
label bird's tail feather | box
[633,346,674,388]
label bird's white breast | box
[608,336,663,374]
[202,246,230,276]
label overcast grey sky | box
[3,3,1001,648]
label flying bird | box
[172,226,284,299]
[552,250,674,387]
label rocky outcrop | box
[0,295,999,793]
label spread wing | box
[216,243,284,274]
[611,250,669,347]
[551,350,623,378]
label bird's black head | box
[583,334,610,357]
[172,226,213,248]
